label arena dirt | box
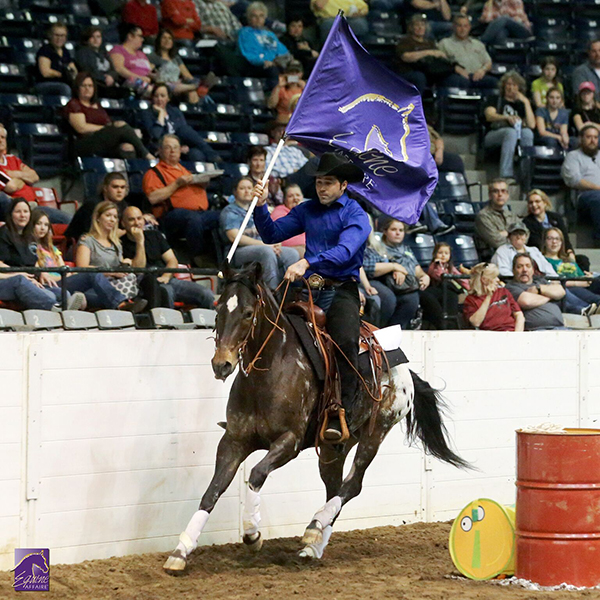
[2,521,600,600]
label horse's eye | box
[242,309,254,320]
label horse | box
[163,262,469,573]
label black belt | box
[307,273,353,290]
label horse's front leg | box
[163,433,251,574]
[242,431,302,552]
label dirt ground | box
[2,521,600,600]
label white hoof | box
[163,550,187,575]
[298,545,319,559]
[299,524,332,560]
[243,531,263,552]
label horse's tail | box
[406,370,471,469]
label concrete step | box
[466,169,488,185]
[444,133,477,155]
[460,153,477,170]
[578,248,600,273]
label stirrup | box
[319,407,350,444]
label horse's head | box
[212,261,264,380]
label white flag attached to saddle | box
[359,324,403,354]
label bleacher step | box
[578,248,600,273]
[443,133,477,156]
[460,154,477,170]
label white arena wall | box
[0,329,597,570]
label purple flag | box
[285,15,438,224]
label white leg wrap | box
[175,509,210,554]
[307,525,332,559]
[313,496,342,529]
[242,486,261,537]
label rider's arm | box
[253,203,305,244]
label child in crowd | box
[535,87,570,150]
[531,56,563,109]
[27,209,64,281]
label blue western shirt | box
[253,194,371,280]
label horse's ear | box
[221,260,235,281]
[249,261,263,284]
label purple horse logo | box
[12,548,50,591]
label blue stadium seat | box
[489,40,531,66]
[521,146,566,194]
[213,103,247,132]
[0,11,35,38]
[0,94,51,127]
[435,233,479,267]
[405,232,435,268]
[243,105,273,132]
[178,101,215,130]
[78,156,128,198]
[230,132,268,162]
[0,63,29,93]
[231,77,266,106]
[176,46,210,78]
[368,10,402,39]
[438,88,484,135]
[14,122,67,178]
[199,131,234,161]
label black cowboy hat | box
[314,153,364,183]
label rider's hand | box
[284,258,310,282]
[252,182,269,206]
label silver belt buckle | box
[308,273,325,290]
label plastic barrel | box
[516,428,600,587]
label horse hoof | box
[243,532,263,552]
[163,550,187,575]
[301,521,323,547]
[298,546,318,559]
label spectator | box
[475,178,519,255]
[220,176,298,289]
[311,0,369,42]
[35,22,77,97]
[394,14,454,94]
[142,134,220,263]
[491,221,557,277]
[438,15,496,89]
[479,0,532,46]
[121,205,215,308]
[271,183,306,257]
[75,27,124,98]
[572,40,600,103]
[0,198,85,310]
[0,125,70,226]
[161,0,202,40]
[531,56,564,110]
[535,87,570,150]
[562,125,600,246]
[280,17,319,76]
[572,82,600,134]
[264,121,310,181]
[195,0,242,41]
[483,71,535,181]
[75,200,147,312]
[109,24,155,97]
[505,253,565,330]
[408,0,452,39]
[266,61,305,124]
[27,208,140,310]
[246,145,282,206]
[428,123,466,176]
[66,73,154,160]
[148,30,202,103]
[122,0,159,38]
[463,262,524,330]
[140,83,220,162]
[363,218,445,330]
[237,2,290,89]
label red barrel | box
[516,428,600,587]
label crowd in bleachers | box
[1,0,600,330]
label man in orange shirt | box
[142,134,220,261]
[160,0,202,40]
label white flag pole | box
[222,137,286,268]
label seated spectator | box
[35,22,78,97]
[394,14,454,94]
[535,87,570,150]
[280,17,319,76]
[479,0,532,46]
[122,0,159,38]
[439,15,496,89]
[462,262,524,331]
[142,134,220,262]
[572,40,600,103]
[27,208,136,311]
[267,61,305,124]
[161,0,202,40]
[75,200,147,312]
[237,2,291,89]
[265,121,311,185]
[428,240,470,293]
[271,183,306,257]
[148,30,201,103]
[109,24,156,97]
[246,145,282,206]
[571,82,600,134]
[429,123,466,176]
[0,125,70,225]
[121,205,215,308]
[531,56,564,110]
[407,0,452,40]
[140,83,220,162]
[483,71,535,182]
[66,73,154,160]
[195,0,242,41]
[474,178,519,256]
[75,27,124,98]
[505,253,565,330]
[220,177,298,289]
[363,218,444,330]
[491,221,556,277]
[311,0,369,43]
[561,125,600,246]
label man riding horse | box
[253,152,370,443]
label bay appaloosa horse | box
[164,262,469,573]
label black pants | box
[419,288,445,329]
[75,123,150,159]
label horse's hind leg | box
[242,431,302,552]
[163,433,251,574]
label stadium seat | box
[405,232,435,267]
[362,35,396,69]
[242,105,273,132]
[531,17,571,42]
[0,11,34,38]
[438,88,483,135]
[78,157,127,198]
[189,308,216,328]
[0,308,25,331]
[98,98,130,122]
[489,40,531,66]
[62,310,98,330]
[520,146,565,195]
[0,63,29,93]
[230,132,268,162]
[23,309,63,330]
[96,309,135,330]
[150,307,195,329]
[176,46,210,77]
[178,101,215,130]
[436,233,479,267]
[441,201,477,233]
[368,10,402,39]
[0,94,52,127]
[199,131,234,161]
[231,76,266,106]
[13,123,67,179]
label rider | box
[252,152,370,442]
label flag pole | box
[221,137,286,271]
